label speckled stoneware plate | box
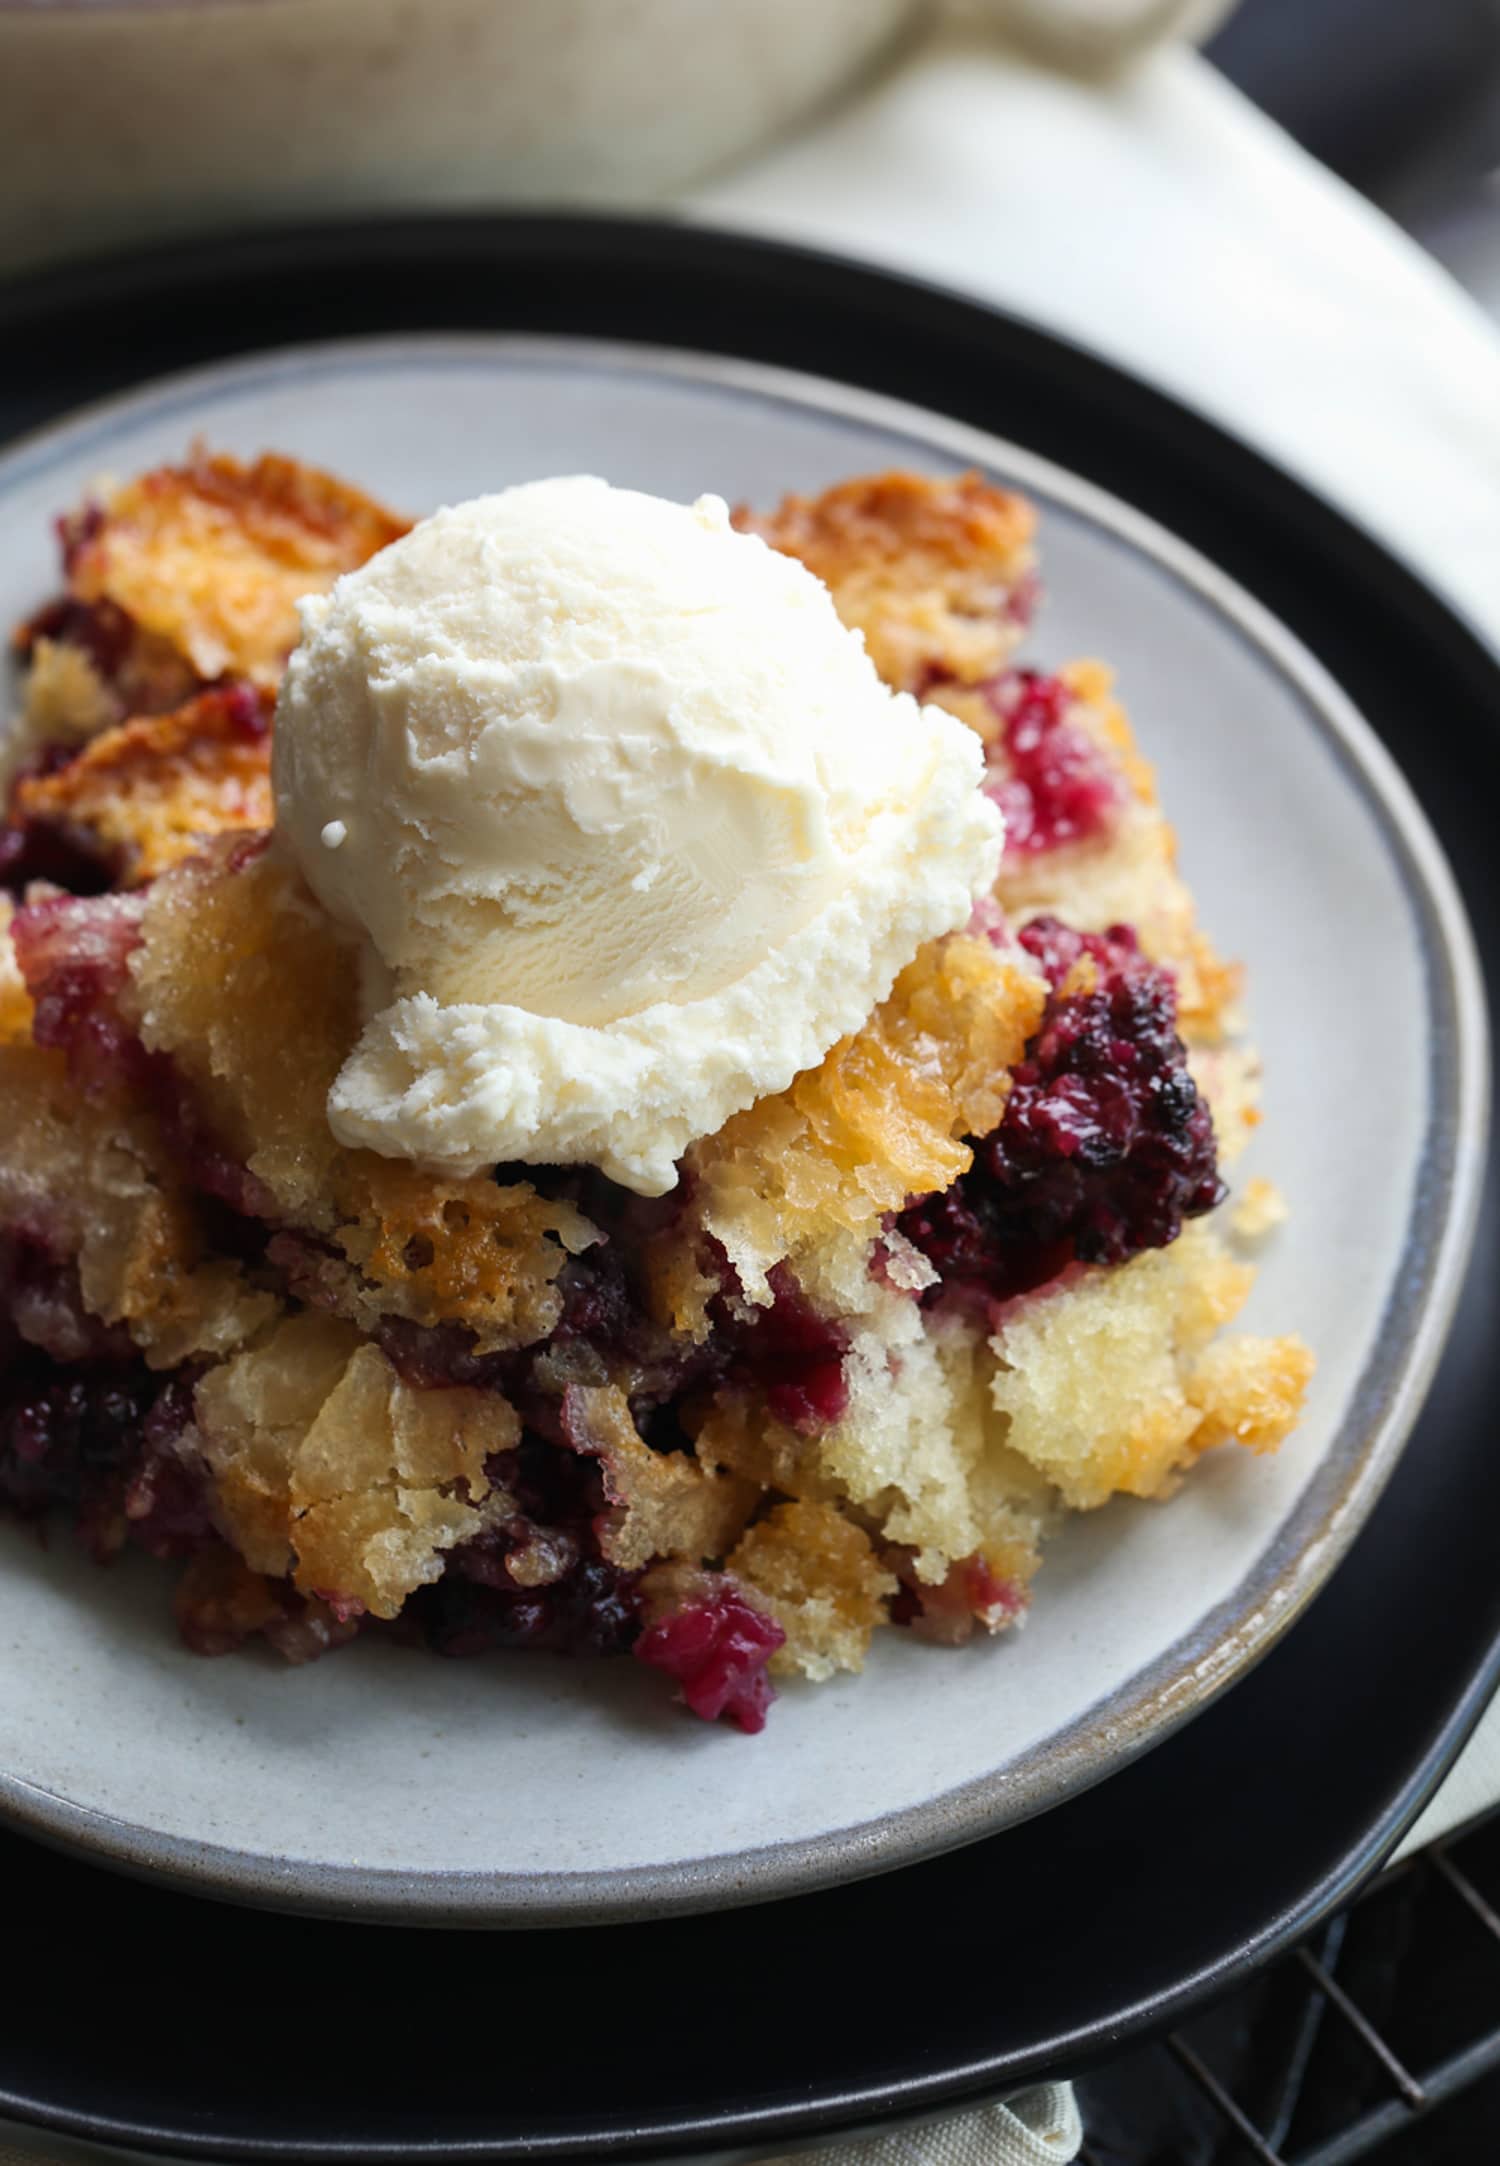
[0,330,1485,1929]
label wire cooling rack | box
[1076,1806,1500,2163]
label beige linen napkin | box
[0,2088,1085,2166]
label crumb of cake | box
[1190,1042,1262,1166]
[729,1500,897,1680]
[7,682,273,884]
[125,837,351,1206]
[1057,659,1159,803]
[59,450,409,689]
[193,1309,516,1616]
[830,1299,1060,1588]
[1186,1333,1314,1453]
[700,1266,1061,1610]
[741,469,1036,693]
[335,1160,597,1354]
[879,1226,941,1295]
[1230,1176,1288,1239]
[689,1386,840,1505]
[557,1381,760,1573]
[987,1221,1261,1507]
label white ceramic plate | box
[0,336,1485,1925]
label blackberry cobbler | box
[0,451,1312,1731]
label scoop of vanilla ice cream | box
[273,476,1003,1194]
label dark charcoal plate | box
[1,217,1498,2160]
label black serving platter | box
[0,217,1498,2161]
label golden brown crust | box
[65,449,409,688]
[9,687,273,883]
[559,1383,760,1573]
[729,1501,897,1680]
[193,1310,517,1616]
[674,932,1046,1315]
[747,477,1242,1050]
[1186,1334,1314,1455]
[126,836,596,1352]
[738,470,1035,693]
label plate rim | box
[0,322,1488,1929]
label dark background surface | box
[1209,0,1500,311]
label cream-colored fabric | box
[0,2089,1085,2166]
[763,2090,1084,2166]
[693,30,1500,644]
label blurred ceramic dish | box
[0,0,1244,280]
[0,0,918,276]
[0,330,1483,1927]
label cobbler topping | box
[0,1229,135,1366]
[900,916,1224,1304]
[2,684,272,894]
[736,469,1038,694]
